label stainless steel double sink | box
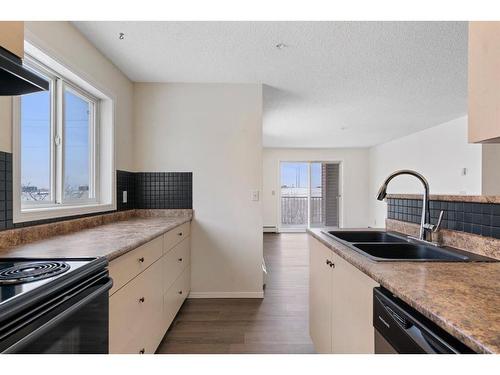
[321,230,497,262]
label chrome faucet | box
[376,169,444,243]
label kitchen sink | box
[323,230,405,243]
[321,230,498,262]
[352,242,470,262]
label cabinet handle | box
[139,297,145,303]
[178,232,183,237]
[139,348,145,354]
[138,257,145,263]
[326,259,331,266]
[178,290,183,295]
[178,258,183,262]
[330,262,335,269]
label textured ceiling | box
[73,21,468,148]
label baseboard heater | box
[263,226,277,233]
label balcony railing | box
[281,196,323,226]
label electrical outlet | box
[123,190,127,203]
[252,190,260,201]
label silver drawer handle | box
[138,257,145,263]
[139,348,145,354]
[178,290,183,295]
[177,232,183,236]
[139,297,145,303]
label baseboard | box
[188,291,264,299]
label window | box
[279,161,341,231]
[14,44,115,223]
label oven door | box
[1,271,112,354]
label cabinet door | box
[308,236,333,353]
[331,252,379,354]
[109,259,164,354]
[163,237,190,293]
[468,22,500,143]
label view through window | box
[280,161,339,229]
[19,58,97,207]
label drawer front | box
[163,266,191,331]
[163,222,190,254]
[163,237,190,292]
[109,259,164,354]
[109,235,163,295]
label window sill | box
[13,202,116,224]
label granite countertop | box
[0,213,192,261]
[307,228,500,354]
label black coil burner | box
[0,261,70,285]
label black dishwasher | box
[373,287,475,354]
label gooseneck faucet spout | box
[377,169,430,241]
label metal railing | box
[281,196,323,226]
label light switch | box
[252,190,260,201]
[123,190,127,203]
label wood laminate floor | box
[156,233,315,354]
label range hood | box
[0,47,49,96]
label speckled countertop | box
[0,212,192,261]
[307,228,500,354]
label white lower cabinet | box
[309,236,379,354]
[309,237,334,353]
[109,223,191,354]
[163,266,191,331]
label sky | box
[21,88,90,191]
[281,162,322,188]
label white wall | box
[133,83,263,298]
[0,22,134,171]
[369,116,482,226]
[0,97,11,152]
[263,148,371,229]
[482,144,500,195]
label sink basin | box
[352,243,469,262]
[323,231,404,243]
[320,230,498,262]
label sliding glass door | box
[280,161,340,231]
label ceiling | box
[73,21,468,148]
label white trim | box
[188,291,265,299]
[15,203,115,223]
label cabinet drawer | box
[163,266,191,331]
[163,222,190,254]
[109,259,164,354]
[109,236,163,295]
[163,237,190,292]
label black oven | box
[0,258,112,354]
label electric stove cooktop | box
[0,258,104,311]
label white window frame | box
[13,42,116,223]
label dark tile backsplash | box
[116,170,137,211]
[136,172,192,209]
[387,198,500,239]
[0,150,192,232]
[0,152,13,231]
